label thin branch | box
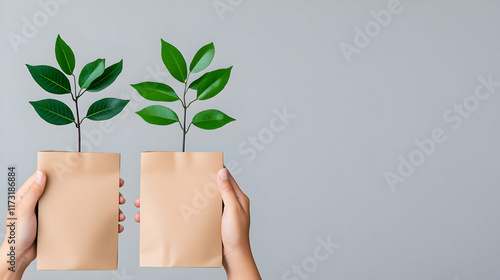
[71,74,77,101]
[185,122,193,134]
[181,72,191,152]
[77,88,87,99]
[186,98,197,108]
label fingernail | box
[219,168,229,181]
[35,170,44,184]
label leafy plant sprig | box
[27,35,129,152]
[132,40,235,152]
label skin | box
[135,168,261,280]
[0,170,126,280]
[0,168,260,280]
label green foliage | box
[132,40,235,152]
[55,34,75,75]
[131,82,179,102]
[27,35,128,152]
[197,67,232,100]
[79,59,105,89]
[190,43,215,73]
[192,109,235,130]
[87,60,123,92]
[136,105,179,125]
[161,40,187,83]
[26,65,71,94]
[29,99,74,125]
[86,98,129,121]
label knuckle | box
[219,181,234,193]
[26,185,40,198]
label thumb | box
[217,168,238,209]
[17,170,46,215]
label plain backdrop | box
[1,0,500,279]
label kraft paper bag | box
[37,151,120,270]
[140,151,223,267]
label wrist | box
[223,244,261,280]
[0,243,29,280]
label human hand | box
[216,168,261,280]
[119,178,126,233]
[0,170,126,280]
[134,168,260,279]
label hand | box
[134,168,261,280]
[0,170,127,280]
[119,178,126,233]
[216,168,261,280]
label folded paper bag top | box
[140,151,223,267]
[37,151,120,270]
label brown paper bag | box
[140,151,223,267]
[37,151,120,270]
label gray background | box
[1,0,499,279]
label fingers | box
[119,178,125,233]
[119,179,125,204]
[223,165,244,198]
[226,170,249,210]
[217,168,240,210]
[119,209,126,222]
[134,198,140,223]
[17,170,46,215]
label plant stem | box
[181,72,191,152]
[186,98,197,108]
[72,74,82,152]
[185,122,192,134]
[75,96,81,152]
[182,106,187,152]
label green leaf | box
[26,65,71,94]
[86,98,130,121]
[29,99,74,125]
[55,35,75,75]
[79,59,105,89]
[136,105,179,125]
[192,109,235,130]
[189,42,215,73]
[87,60,123,92]
[161,39,187,83]
[131,82,179,102]
[188,73,206,90]
[197,67,232,100]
